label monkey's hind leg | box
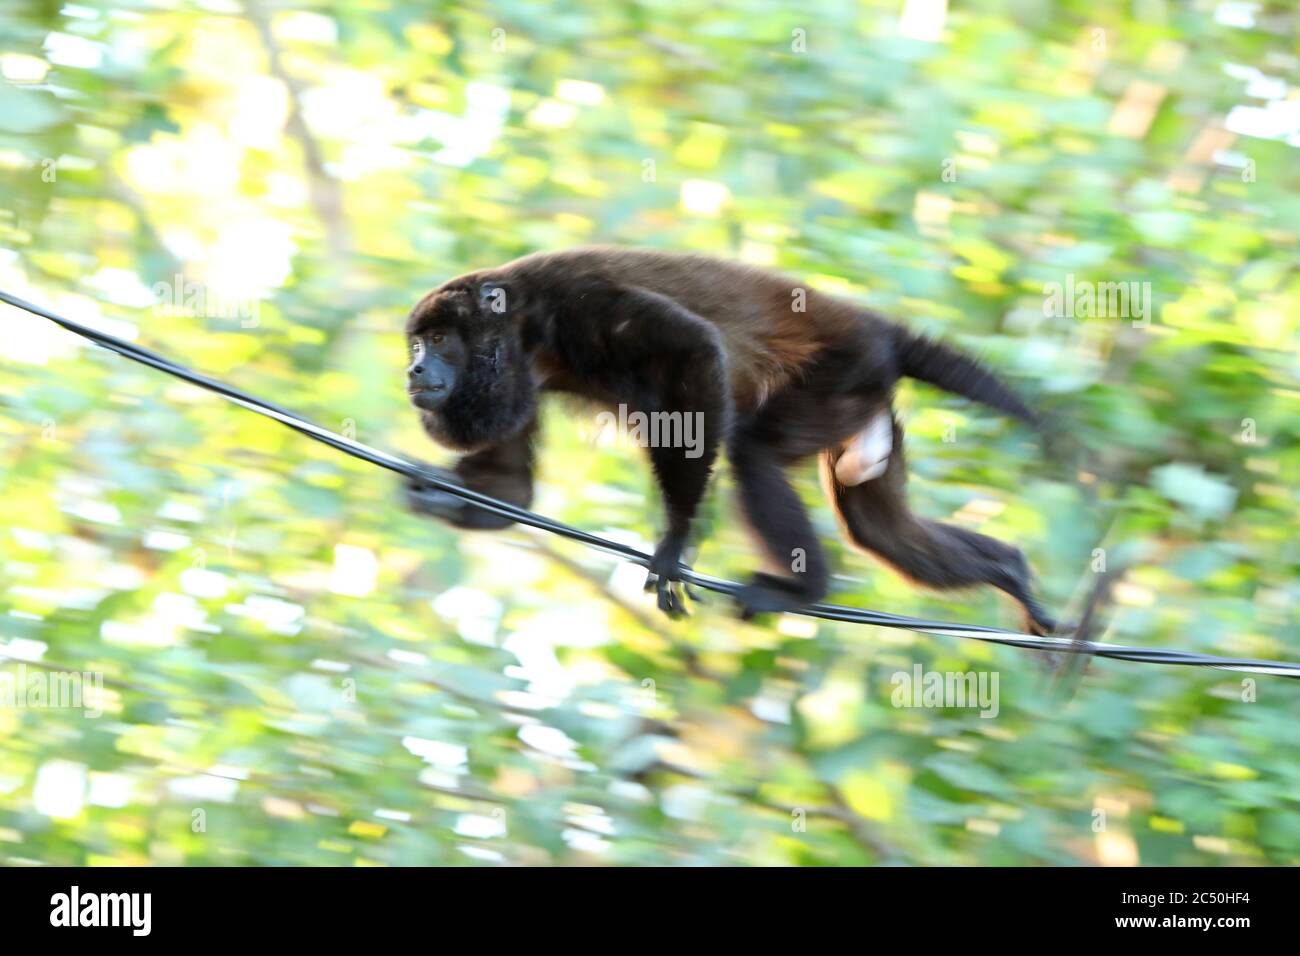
[728,438,831,620]
[821,417,1057,635]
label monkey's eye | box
[409,338,424,360]
[428,332,445,346]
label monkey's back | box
[504,246,866,408]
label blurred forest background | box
[0,0,1297,866]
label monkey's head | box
[404,274,538,453]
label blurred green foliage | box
[0,0,1297,866]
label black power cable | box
[4,288,1298,680]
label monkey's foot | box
[644,535,699,620]
[642,570,694,619]
[1020,599,1060,638]
[734,573,810,621]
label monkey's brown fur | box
[404,246,1054,630]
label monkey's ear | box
[478,280,520,317]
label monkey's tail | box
[893,326,1040,429]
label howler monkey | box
[404,246,1055,632]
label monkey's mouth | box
[408,385,448,411]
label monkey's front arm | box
[408,284,728,620]
[570,286,730,617]
[406,416,537,530]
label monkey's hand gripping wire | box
[5,288,1300,681]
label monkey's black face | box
[406,329,461,412]
[405,281,538,453]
